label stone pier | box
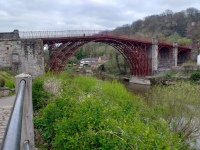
[151,38,158,75]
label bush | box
[190,70,200,81]
[32,78,53,111]
[163,71,176,79]
[0,77,5,87]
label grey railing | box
[1,80,29,150]
[0,73,36,150]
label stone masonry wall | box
[0,30,20,40]
[0,30,44,78]
[0,40,21,68]
[191,48,199,61]
[20,39,44,78]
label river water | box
[123,82,150,96]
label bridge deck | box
[0,96,15,145]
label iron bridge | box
[19,30,191,77]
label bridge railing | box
[1,73,36,150]
[19,30,108,39]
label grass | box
[0,67,16,89]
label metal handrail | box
[23,140,30,150]
[1,80,26,150]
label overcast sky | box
[0,0,200,32]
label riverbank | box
[72,63,200,85]
[127,64,200,85]
[88,70,200,149]
[149,65,200,85]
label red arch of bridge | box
[41,35,190,77]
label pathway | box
[0,95,15,145]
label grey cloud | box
[0,0,199,32]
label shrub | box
[163,71,176,79]
[0,77,5,87]
[190,70,200,81]
[32,78,53,111]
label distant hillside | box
[112,7,200,44]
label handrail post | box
[15,73,36,150]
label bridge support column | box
[15,73,36,150]
[173,42,178,67]
[152,38,158,75]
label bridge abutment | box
[0,30,44,78]
[20,39,44,77]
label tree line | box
[112,7,200,45]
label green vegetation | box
[0,77,5,87]
[113,8,200,44]
[163,71,177,79]
[32,78,53,111]
[190,70,200,82]
[167,32,192,45]
[33,72,191,150]
[0,67,16,88]
[146,82,200,141]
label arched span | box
[43,36,152,76]
[178,50,189,65]
[158,46,173,69]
